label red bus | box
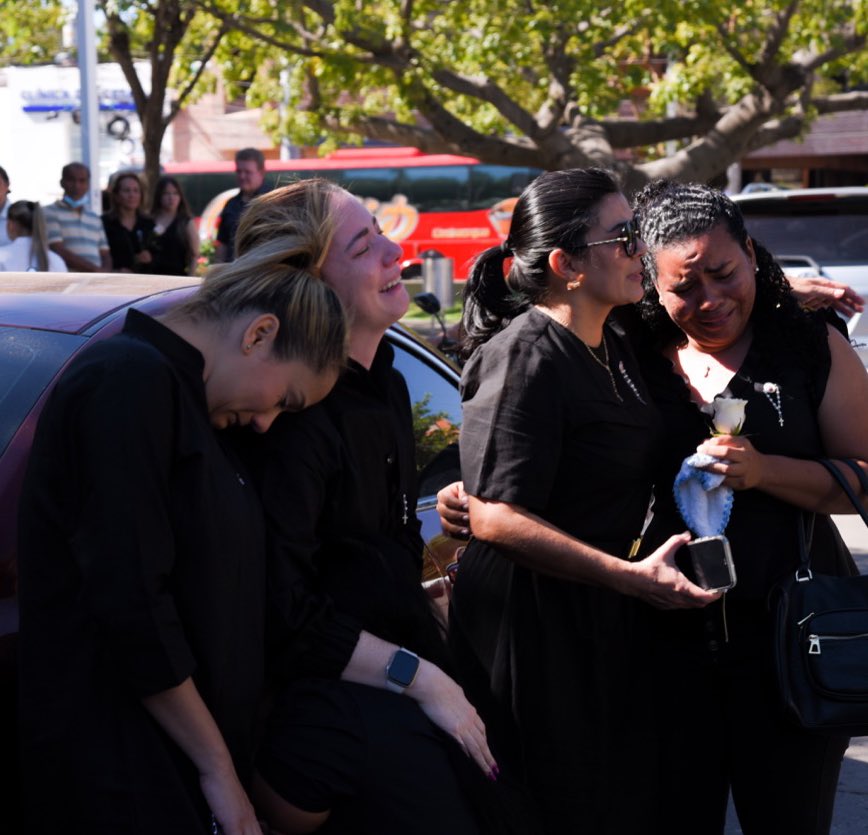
[163,147,541,279]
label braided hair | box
[634,180,823,368]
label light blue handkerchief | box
[673,452,734,537]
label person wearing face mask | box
[43,162,112,272]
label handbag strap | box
[839,457,868,499]
[818,458,868,527]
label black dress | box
[102,213,155,271]
[148,215,192,275]
[18,310,266,834]
[245,340,487,834]
[638,317,852,835]
[450,307,662,834]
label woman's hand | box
[436,481,471,538]
[200,765,262,835]
[410,660,498,780]
[135,249,153,265]
[625,533,721,610]
[696,434,765,491]
[787,275,864,318]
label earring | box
[566,279,582,291]
[244,343,252,351]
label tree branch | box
[167,21,230,122]
[813,90,868,114]
[429,68,540,137]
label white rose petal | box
[712,396,748,435]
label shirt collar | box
[122,308,208,410]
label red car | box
[0,273,463,830]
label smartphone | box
[687,535,737,592]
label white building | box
[0,62,164,205]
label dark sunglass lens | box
[624,220,638,256]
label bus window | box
[398,166,470,212]
[469,165,540,210]
[339,168,401,202]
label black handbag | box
[770,458,868,736]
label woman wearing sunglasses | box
[448,168,719,834]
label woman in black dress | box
[148,175,200,275]
[449,169,720,834]
[632,181,868,835]
[102,171,155,272]
[227,180,516,835]
[18,247,346,834]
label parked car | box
[731,186,868,301]
[0,272,463,830]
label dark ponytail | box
[460,245,530,359]
[460,168,621,359]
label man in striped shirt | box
[44,162,112,272]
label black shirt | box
[102,213,155,271]
[18,310,266,833]
[216,184,269,261]
[247,339,448,683]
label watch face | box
[388,649,419,687]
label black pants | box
[651,601,849,835]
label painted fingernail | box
[462,514,469,523]
[492,763,501,778]
[460,528,470,536]
[488,768,498,782]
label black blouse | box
[18,310,266,831]
[638,315,854,601]
[102,213,155,271]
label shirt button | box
[386,454,395,465]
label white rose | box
[712,396,748,435]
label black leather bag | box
[770,458,868,736]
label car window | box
[0,329,84,457]
[389,335,462,498]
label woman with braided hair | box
[631,180,868,835]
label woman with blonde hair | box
[0,200,67,271]
[18,240,347,834]
[231,179,520,834]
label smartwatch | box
[385,647,420,694]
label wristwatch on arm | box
[385,647,420,694]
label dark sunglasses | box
[575,217,641,257]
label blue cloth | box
[673,452,733,537]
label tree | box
[204,0,868,191]
[99,0,230,195]
[0,0,66,66]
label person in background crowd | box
[102,171,155,273]
[445,168,717,835]
[147,175,200,276]
[214,148,269,263]
[43,162,111,272]
[0,166,12,247]
[632,180,868,835]
[0,200,67,272]
[18,239,347,834]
